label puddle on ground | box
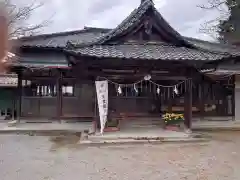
[45,132,84,151]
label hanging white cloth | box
[95,80,108,134]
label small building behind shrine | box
[0,53,20,120]
[0,73,17,119]
[9,0,240,130]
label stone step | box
[121,125,162,129]
[121,120,162,124]
[120,118,164,128]
[125,124,162,127]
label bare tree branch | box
[198,0,226,10]
[3,0,52,39]
[199,19,221,40]
[197,0,236,40]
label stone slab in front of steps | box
[80,137,211,146]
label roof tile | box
[69,43,227,61]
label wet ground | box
[0,132,240,180]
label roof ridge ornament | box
[144,16,153,35]
[141,0,153,4]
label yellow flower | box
[163,113,184,121]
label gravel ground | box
[0,132,240,180]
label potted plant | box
[162,113,184,131]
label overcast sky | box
[23,0,224,41]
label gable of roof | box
[18,0,194,48]
[69,0,193,47]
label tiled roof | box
[63,0,234,62]
[17,27,240,58]
[68,42,228,61]
[15,0,240,63]
[18,27,109,48]
[13,54,69,68]
[185,37,240,57]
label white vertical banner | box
[95,80,108,134]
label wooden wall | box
[21,97,57,118]
[19,70,235,119]
[21,81,95,119]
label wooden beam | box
[75,68,188,80]
[102,69,135,73]
[74,57,187,69]
[25,76,76,81]
[105,75,187,80]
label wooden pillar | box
[199,84,205,120]
[232,75,235,119]
[56,70,63,122]
[167,96,173,113]
[94,87,98,132]
[184,79,192,129]
[11,97,15,120]
[17,70,23,122]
